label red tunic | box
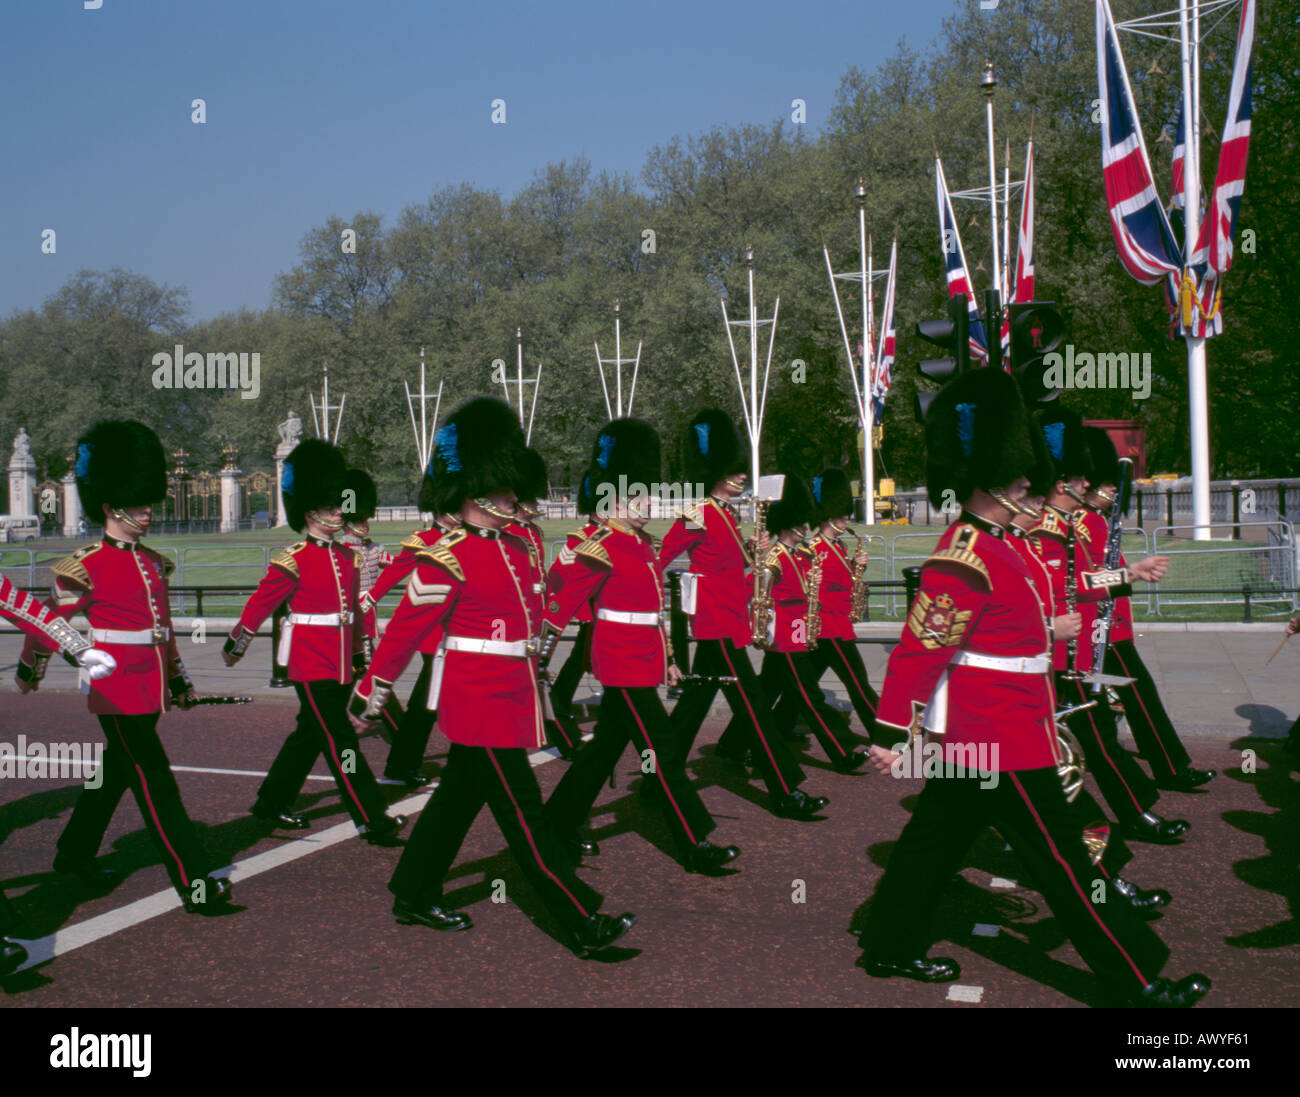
[2,574,88,652]
[1075,506,1135,644]
[658,497,752,646]
[20,539,187,716]
[877,519,1060,772]
[366,527,448,655]
[808,534,856,641]
[765,541,815,653]
[1026,506,1127,675]
[543,519,669,687]
[355,525,545,749]
[230,535,366,684]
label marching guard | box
[800,468,884,744]
[4,559,118,973]
[223,440,406,844]
[659,409,829,819]
[363,462,462,788]
[349,397,636,955]
[16,420,233,913]
[338,468,408,753]
[715,475,867,772]
[859,370,1208,1006]
[539,419,741,874]
[1079,426,1215,791]
[1028,409,1188,845]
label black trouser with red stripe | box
[57,713,210,898]
[548,686,715,855]
[551,622,592,718]
[385,654,438,777]
[667,638,805,798]
[1105,640,1193,781]
[256,680,391,828]
[862,766,1168,996]
[1055,674,1159,827]
[816,638,883,742]
[718,650,858,764]
[390,743,602,935]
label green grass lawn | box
[3,519,1292,622]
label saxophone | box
[804,543,822,650]
[841,525,870,622]
[749,498,775,648]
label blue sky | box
[2,0,962,321]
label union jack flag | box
[872,237,897,418]
[1096,0,1182,286]
[935,157,988,362]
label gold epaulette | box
[416,528,466,582]
[763,545,785,573]
[271,542,306,577]
[794,541,817,560]
[1030,509,1066,539]
[402,530,429,552]
[51,545,98,591]
[682,502,705,528]
[142,546,175,578]
[574,526,613,568]
[923,525,990,589]
[1071,511,1093,545]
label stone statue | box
[277,411,303,448]
[11,427,32,463]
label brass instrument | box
[839,524,870,622]
[749,498,775,647]
[804,541,822,650]
[1055,698,1109,866]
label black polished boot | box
[684,840,741,876]
[1112,876,1172,917]
[1137,972,1212,1008]
[865,955,961,983]
[572,911,637,957]
[250,804,310,830]
[393,897,472,931]
[773,788,830,819]
[1122,811,1190,845]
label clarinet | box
[1089,457,1134,694]
[1064,516,1082,680]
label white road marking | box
[971,923,1001,937]
[946,985,984,1003]
[11,745,567,972]
[5,757,341,782]
[989,877,1018,889]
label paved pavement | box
[1,624,1297,1008]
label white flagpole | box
[859,187,875,525]
[594,340,613,420]
[1180,0,1211,539]
[983,61,1003,309]
[627,341,642,416]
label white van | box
[0,515,41,542]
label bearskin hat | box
[811,467,854,524]
[925,369,1038,508]
[516,448,549,506]
[580,418,661,517]
[426,397,527,517]
[1036,406,1091,484]
[75,419,167,521]
[1084,425,1131,510]
[282,439,346,532]
[343,468,379,523]
[683,408,746,488]
[768,475,815,534]
[1025,415,1057,499]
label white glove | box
[76,648,118,680]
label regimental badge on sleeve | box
[906,591,973,650]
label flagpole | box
[858,185,875,525]
[1180,0,1211,539]
[982,61,1003,314]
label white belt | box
[288,612,352,626]
[596,608,661,626]
[90,627,170,645]
[952,650,1050,675]
[443,636,529,657]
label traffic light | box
[1009,301,1066,403]
[913,296,972,422]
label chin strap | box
[110,508,147,534]
[988,489,1025,516]
[473,497,517,521]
